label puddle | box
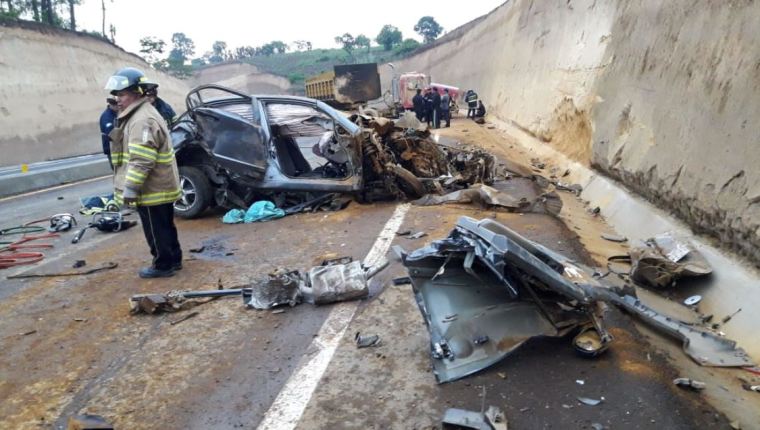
[189,235,238,261]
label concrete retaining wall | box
[379,0,760,263]
[0,21,190,167]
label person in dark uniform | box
[431,86,442,129]
[412,88,425,121]
[465,89,479,119]
[99,97,118,169]
[144,84,177,127]
[423,89,434,127]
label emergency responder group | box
[102,67,183,279]
[412,87,485,128]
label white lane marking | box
[0,175,111,203]
[257,203,410,430]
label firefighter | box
[104,67,183,278]
[465,89,479,119]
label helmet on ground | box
[104,67,150,95]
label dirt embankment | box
[191,62,292,95]
[0,20,190,166]
[379,0,760,264]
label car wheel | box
[174,166,212,219]
[392,165,425,199]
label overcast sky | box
[76,0,506,57]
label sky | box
[75,0,506,57]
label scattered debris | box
[245,270,303,309]
[72,260,86,269]
[271,309,286,315]
[408,231,428,240]
[73,318,87,322]
[683,295,702,306]
[396,217,753,383]
[721,308,742,324]
[355,332,381,348]
[189,246,206,253]
[577,396,604,406]
[412,184,561,215]
[20,330,37,336]
[673,377,706,391]
[392,276,412,285]
[601,233,627,243]
[169,311,199,326]
[730,420,741,430]
[627,233,712,288]
[396,230,412,236]
[591,423,605,430]
[441,406,507,430]
[131,259,385,314]
[66,414,113,430]
[576,380,585,385]
[497,372,507,379]
[7,262,118,279]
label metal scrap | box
[397,217,753,383]
[412,184,561,215]
[355,332,381,348]
[628,233,712,288]
[442,406,508,430]
[673,377,706,391]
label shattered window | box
[265,103,333,137]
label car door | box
[193,101,268,179]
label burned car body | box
[397,217,753,383]
[171,85,378,218]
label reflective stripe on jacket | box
[109,98,180,207]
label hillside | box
[243,46,408,93]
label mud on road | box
[0,121,738,429]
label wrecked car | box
[170,85,427,218]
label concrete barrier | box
[0,155,111,198]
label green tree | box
[293,40,312,51]
[167,32,195,78]
[334,33,356,61]
[414,16,443,44]
[139,36,166,68]
[269,40,288,54]
[375,24,402,50]
[395,38,420,55]
[355,34,371,55]
[209,40,227,64]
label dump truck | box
[305,63,381,109]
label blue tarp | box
[222,201,285,224]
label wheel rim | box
[174,176,197,212]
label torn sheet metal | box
[442,406,507,430]
[628,233,712,288]
[412,184,561,215]
[398,217,753,383]
[303,260,368,305]
[245,270,303,310]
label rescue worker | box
[412,88,424,121]
[99,97,118,169]
[475,100,487,118]
[423,89,434,127]
[104,67,183,278]
[465,89,479,119]
[440,88,451,128]
[144,83,177,126]
[431,86,442,129]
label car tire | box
[393,165,425,199]
[174,166,212,219]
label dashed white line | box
[257,203,410,430]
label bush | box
[288,72,305,84]
[395,38,421,56]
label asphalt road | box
[0,131,740,429]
